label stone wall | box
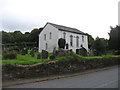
[2,57,120,81]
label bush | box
[2,51,17,59]
[58,38,66,49]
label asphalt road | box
[7,66,119,88]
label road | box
[7,66,119,88]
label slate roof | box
[47,22,87,35]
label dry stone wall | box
[2,57,120,81]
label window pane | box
[70,35,73,46]
[44,34,46,40]
[76,36,79,47]
[50,32,52,39]
[82,35,84,42]
[63,32,66,39]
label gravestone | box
[42,50,48,59]
[37,54,41,59]
[93,50,98,56]
[30,50,34,57]
[25,48,28,54]
[66,43,69,49]
[21,48,26,55]
[79,47,87,56]
[50,55,55,60]
[53,47,56,56]
[31,52,34,57]
[76,49,80,54]
[30,50,32,55]
[53,49,59,56]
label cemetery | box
[1,47,120,65]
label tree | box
[108,25,120,50]
[93,37,108,55]
[2,27,43,47]
[58,38,66,49]
[30,28,43,46]
[24,32,30,42]
[2,31,14,43]
[88,34,94,49]
[13,31,24,43]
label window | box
[63,32,66,39]
[81,44,83,48]
[50,32,52,39]
[82,35,84,42]
[70,35,73,46]
[46,43,48,50]
[76,36,79,47]
[44,34,46,40]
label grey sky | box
[0,0,119,39]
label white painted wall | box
[39,23,59,52]
[39,23,88,53]
[58,30,88,52]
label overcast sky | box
[0,0,119,39]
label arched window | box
[70,35,73,46]
[44,34,46,40]
[63,32,66,39]
[82,35,84,42]
[76,36,79,47]
[50,32,52,39]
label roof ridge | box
[48,22,79,30]
[47,22,86,35]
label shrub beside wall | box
[2,51,17,59]
[2,56,120,81]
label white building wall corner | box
[39,24,59,53]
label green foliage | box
[108,25,120,50]
[80,54,120,59]
[2,51,17,59]
[24,32,31,42]
[58,38,66,49]
[93,37,108,55]
[2,28,43,47]
[2,31,14,43]
[30,28,43,46]
[56,54,119,60]
[88,34,94,49]
[13,31,24,43]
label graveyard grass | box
[1,51,53,65]
[1,51,120,65]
